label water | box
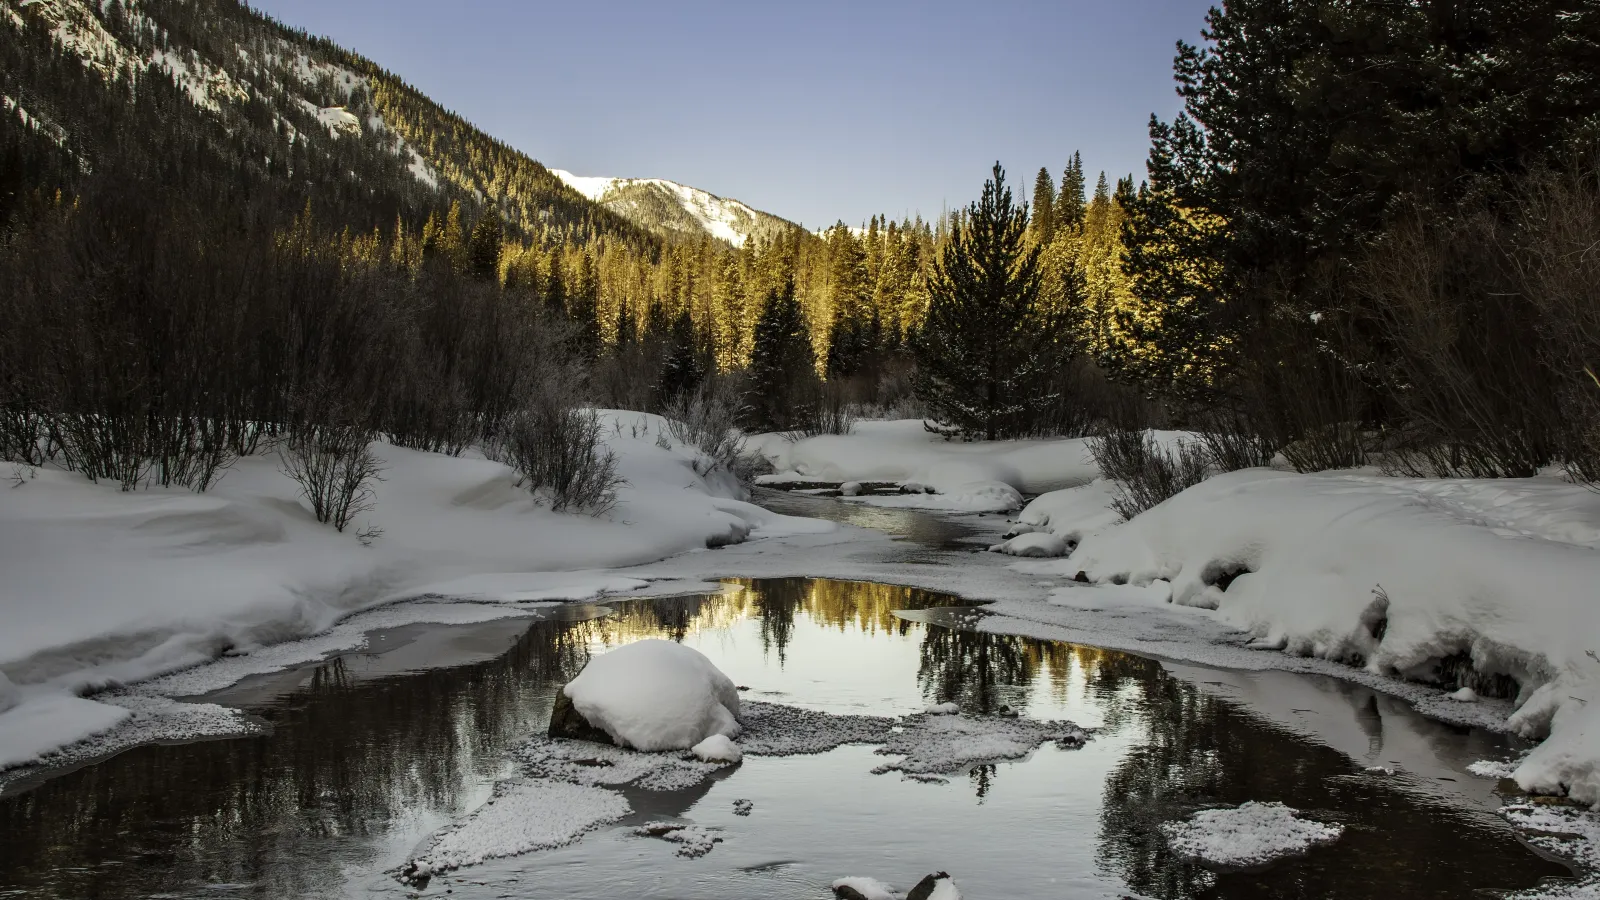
[0,579,1575,899]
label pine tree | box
[570,250,601,360]
[914,164,1065,440]
[824,223,875,378]
[467,206,503,282]
[544,249,567,317]
[1057,152,1086,233]
[1031,167,1056,244]
[656,307,704,404]
[746,278,816,432]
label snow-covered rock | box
[833,876,897,900]
[840,481,864,497]
[1161,802,1343,867]
[562,639,741,752]
[690,733,743,764]
[925,702,960,715]
[906,872,962,900]
[989,532,1068,558]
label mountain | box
[552,169,803,248]
[0,0,656,249]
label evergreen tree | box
[656,307,704,404]
[824,223,875,378]
[544,249,567,317]
[1030,167,1056,244]
[569,250,601,360]
[914,164,1064,440]
[746,279,816,432]
[1057,152,1086,233]
[467,206,503,282]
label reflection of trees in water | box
[1090,659,1569,900]
[917,626,1036,714]
[0,613,595,899]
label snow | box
[0,693,129,770]
[561,638,742,751]
[1500,802,1600,899]
[0,411,826,769]
[750,420,1100,512]
[690,733,743,763]
[833,876,897,900]
[550,168,766,247]
[989,531,1068,558]
[1469,759,1520,780]
[924,877,963,900]
[1035,468,1600,805]
[634,821,719,857]
[870,712,1087,777]
[403,779,629,879]
[925,702,960,715]
[1160,802,1344,867]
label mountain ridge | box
[551,168,804,248]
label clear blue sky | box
[249,0,1214,229]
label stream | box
[0,499,1581,899]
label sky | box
[249,0,1215,230]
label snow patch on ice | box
[635,821,720,857]
[1161,802,1344,867]
[1500,802,1600,899]
[402,780,629,880]
[871,712,1087,777]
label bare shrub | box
[1089,428,1213,520]
[1361,199,1560,478]
[1193,410,1278,472]
[0,404,46,466]
[279,424,384,532]
[663,380,747,478]
[1511,164,1600,484]
[501,402,623,514]
[51,413,152,491]
[787,380,856,440]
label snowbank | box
[562,639,741,751]
[1161,802,1343,867]
[750,419,1098,511]
[0,412,826,769]
[1042,468,1600,805]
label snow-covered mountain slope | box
[3,0,652,246]
[552,169,800,248]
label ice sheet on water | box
[401,779,629,882]
[871,712,1088,777]
[1160,801,1344,868]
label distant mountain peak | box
[551,169,799,248]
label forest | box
[2,0,1600,506]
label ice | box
[1499,802,1600,899]
[634,821,720,857]
[402,779,629,880]
[562,639,741,751]
[871,713,1088,777]
[1160,802,1344,867]
[1469,759,1519,779]
[690,733,743,763]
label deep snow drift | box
[562,638,742,751]
[0,411,828,769]
[1006,468,1600,806]
[749,419,1101,512]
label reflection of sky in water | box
[0,580,1573,900]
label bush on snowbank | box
[279,423,384,532]
[1088,429,1212,520]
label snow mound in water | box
[562,639,741,751]
[691,733,742,763]
[1161,801,1343,867]
[403,779,629,880]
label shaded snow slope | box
[551,168,798,247]
[0,411,829,768]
